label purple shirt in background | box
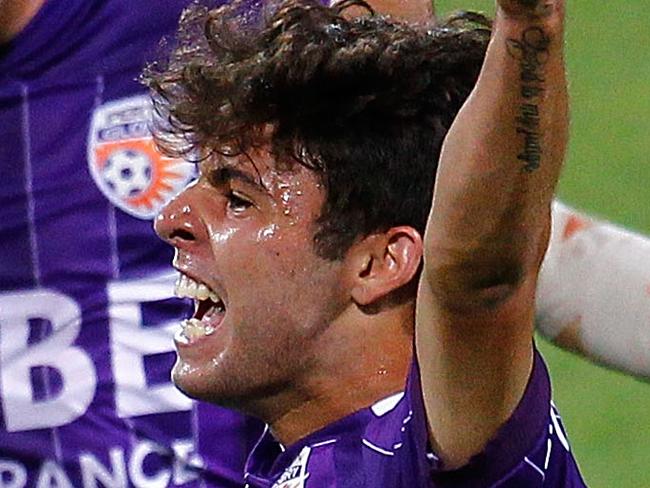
[244,349,587,487]
[0,1,263,486]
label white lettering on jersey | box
[171,440,204,485]
[0,439,202,488]
[273,447,311,488]
[36,460,74,488]
[108,273,192,418]
[0,275,190,430]
[0,290,96,432]
[128,441,171,488]
[80,448,128,488]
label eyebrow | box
[210,166,268,193]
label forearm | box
[415,2,568,467]
[537,201,650,379]
[425,3,568,308]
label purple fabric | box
[0,1,264,486]
[244,349,587,487]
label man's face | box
[155,148,348,406]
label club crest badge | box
[88,95,196,220]
[273,447,312,488]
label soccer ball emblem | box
[102,149,153,199]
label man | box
[0,0,644,486]
[149,0,584,484]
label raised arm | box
[368,0,650,384]
[539,202,650,379]
[416,0,568,468]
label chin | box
[170,357,249,408]
[170,362,204,401]
[170,359,220,403]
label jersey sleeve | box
[410,348,587,487]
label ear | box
[348,226,423,306]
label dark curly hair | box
[143,0,490,259]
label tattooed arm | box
[363,0,649,383]
[417,0,568,467]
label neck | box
[253,304,414,447]
[0,0,46,43]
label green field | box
[436,1,650,486]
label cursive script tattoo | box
[507,26,550,173]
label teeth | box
[196,283,210,301]
[181,318,217,341]
[174,273,225,343]
[174,273,223,304]
[187,279,197,294]
[181,318,202,341]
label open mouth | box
[174,273,226,344]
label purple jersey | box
[244,349,586,487]
[0,1,263,486]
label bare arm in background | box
[417,0,567,467]
[0,0,45,43]
[537,202,650,379]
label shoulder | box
[247,352,585,488]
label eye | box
[226,191,254,213]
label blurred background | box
[438,1,650,486]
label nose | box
[154,187,201,249]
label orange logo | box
[88,95,195,220]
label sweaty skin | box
[156,150,413,445]
[156,0,569,468]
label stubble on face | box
[169,148,349,415]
